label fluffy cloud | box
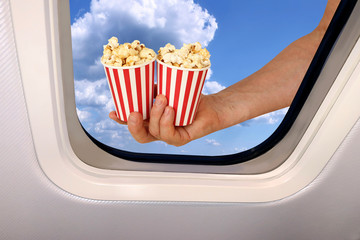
[76,108,91,122]
[202,68,227,94]
[205,68,213,80]
[70,0,227,153]
[253,107,289,125]
[202,80,226,95]
[71,0,218,80]
[88,118,132,148]
[74,78,112,107]
[234,147,248,152]
[205,138,221,146]
[93,118,121,133]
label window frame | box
[10,0,360,202]
[67,0,358,172]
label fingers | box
[160,107,191,146]
[127,112,156,143]
[149,97,190,146]
[109,111,127,125]
[149,95,167,139]
[109,110,155,143]
[109,94,192,146]
[159,106,180,146]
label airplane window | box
[70,0,327,159]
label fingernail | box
[155,97,163,106]
[165,107,170,115]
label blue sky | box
[70,0,327,156]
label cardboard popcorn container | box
[102,56,156,122]
[156,59,210,126]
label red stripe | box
[135,68,142,115]
[145,64,150,119]
[166,66,172,103]
[151,61,155,107]
[123,69,134,113]
[179,71,194,126]
[187,71,203,125]
[173,69,183,122]
[113,68,127,121]
[158,63,163,95]
[105,67,121,119]
[190,70,207,124]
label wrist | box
[211,89,251,130]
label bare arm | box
[213,0,341,130]
[110,0,341,146]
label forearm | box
[211,0,340,131]
[212,0,340,131]
[213,29,324,129]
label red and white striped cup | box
[156,59,209,126]
[103,57,155,122]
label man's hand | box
[109,94,223,146]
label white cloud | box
[88,118,132,148]
[76,108,91,121]
[71,0,218,80]
[155,141,169,147]
[234,147,248,152]
[202,80,226,95]
[201,68,227,95]
[205,68,213,80]
[71,0,221,153]
[74,78,112,107]
[104,97,115,113]
[253,107,289,125]
[205,138,220,146]
[93,118,120,133]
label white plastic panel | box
[1,0,360,239]
[7,0,360,203]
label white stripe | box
[175,70,188,125]
[109,68,124,121]
[184,71,199,125]
[169,68,177,107]
[118,68,130,119]
[140,66,146,119]
[149,63,153,114]
[162,64,167,95]
[156,63,160,96]
[190,70,207,123]
[129,69,138,112]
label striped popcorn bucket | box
[156,59,209,126]
[103,57,155,122]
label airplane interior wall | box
[1,0,360,239]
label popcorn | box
[139,48,156,60]
[101,37,156,67]
[162,52,183,65]
[108,36,119,49]
[126,55,140,66]
[157,42,210,69]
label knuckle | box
[160,134,176,146]
[149,128,160,139]
[166,140,184,147]
[150,107,162,120]
[172,142,183,147]
[137,138,149,144]
[159,116,169,128]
